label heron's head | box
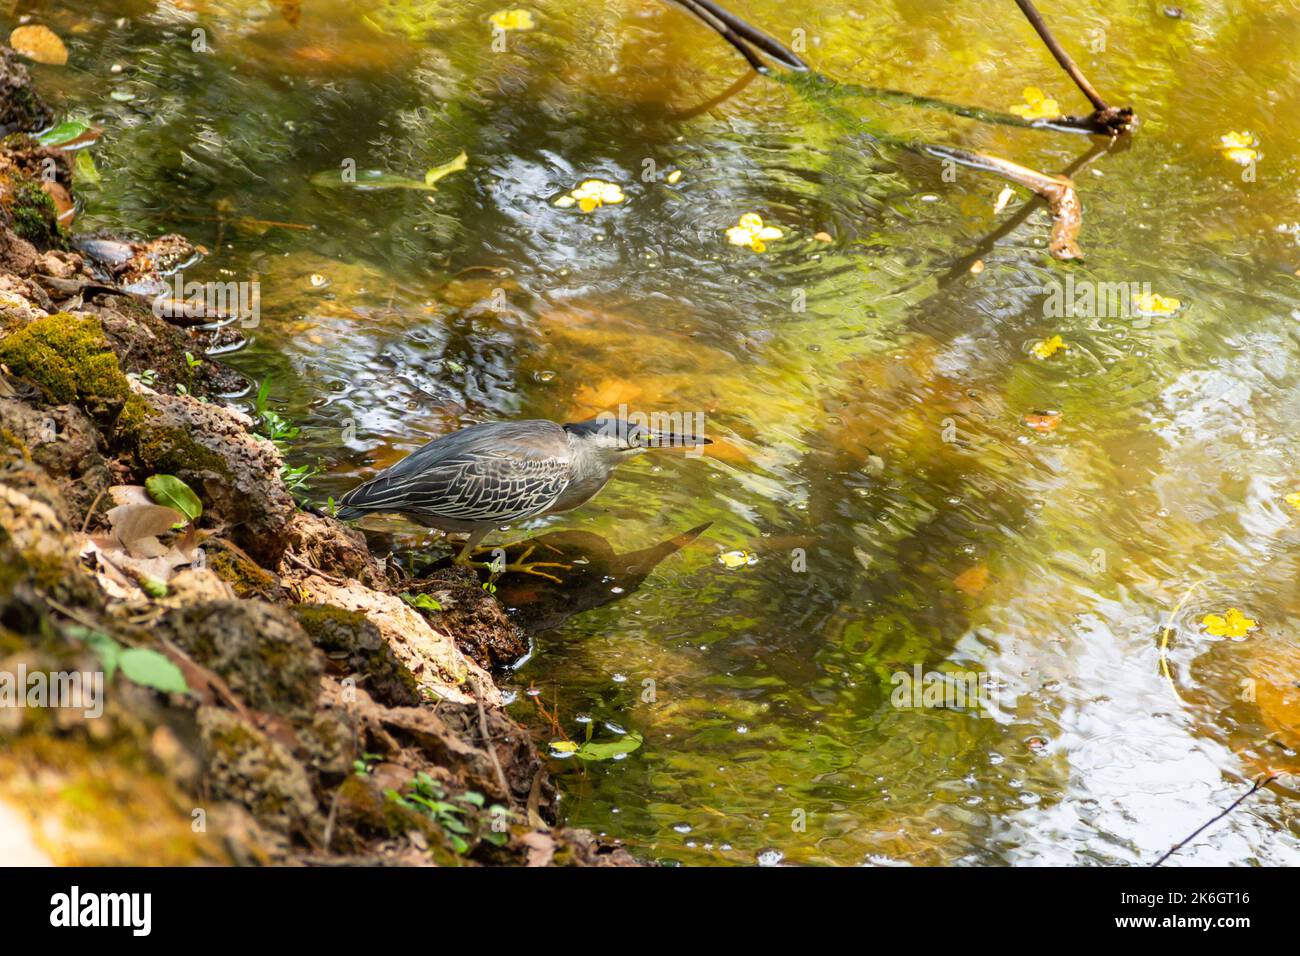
[563,417,711,462]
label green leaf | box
[400,592,443,611]
[424,151,468,187]
[37,120,100,149]
[145,474,202,522]
[455,791,485,807]
[309,152,466,193]
[573,732,644,762]
[74,150,101,185]
[72,627,121,681]
[119,648,189,695]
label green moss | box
[208,548,280,599]
[113,393,226,475]
[8,177,62,247]
[0,313,129,408]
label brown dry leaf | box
[10,25,68,66]
[106,503,185,555]
[953,564,989,597]
[108,484,153,507]
[519,830,556,867]
[41,181,75,225]
[1022,410,1062,433]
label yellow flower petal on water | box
[993,185,1014,215]
[667,169,682,184]
[1218,131,1259,166]
[725,225,753,246]
[489,9,535,31]
[726,213,784,253]
[1201,607,1257,638]
[1009,86,1060,120]
[549,740,579,753]
[556,178,624,213]
[1284,492,1300,512]
[1030,334,1066,359]
[1132,291,1181,316]
[718,550,753,569]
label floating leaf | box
[10,25,68,66]
[145,474,202,522]
[549,740,579,753]
[74,150,101,185]
[424,151,468,187]
[953,564,989,596]
[37,120,102,150]
[718,549,756,569]
[310,154,466,192]
[119,647,189,694]
[1201,608,1257,638]
[573,731,643,762]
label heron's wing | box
[338,420,572,523]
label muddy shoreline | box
[0,45,631,866]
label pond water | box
[31,0,1300,864]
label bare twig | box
[669,0,806,73]
[922,144,1083,259]
[1152,774,1279,867]
[470,676,511,798]
[1014,0,1134,135]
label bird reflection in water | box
[424,522,710,634]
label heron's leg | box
[467,542,572,584]
[452,527,491,565]
[495,545,572,585]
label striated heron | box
[336,418,710,575]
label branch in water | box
[1151,774,1279,867]
[922,144,1083,259]
[669,0,807,73]
[1013,0,1135,135]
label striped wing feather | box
[338,421,572,523]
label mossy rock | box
[293,603,421,707]
[0,313,129,420]
[161,600,322,722]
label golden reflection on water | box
[36,0,1300,863]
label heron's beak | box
[644,431,712,450]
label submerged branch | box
[1152,774,1279,867]
[921,144,1083,259]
